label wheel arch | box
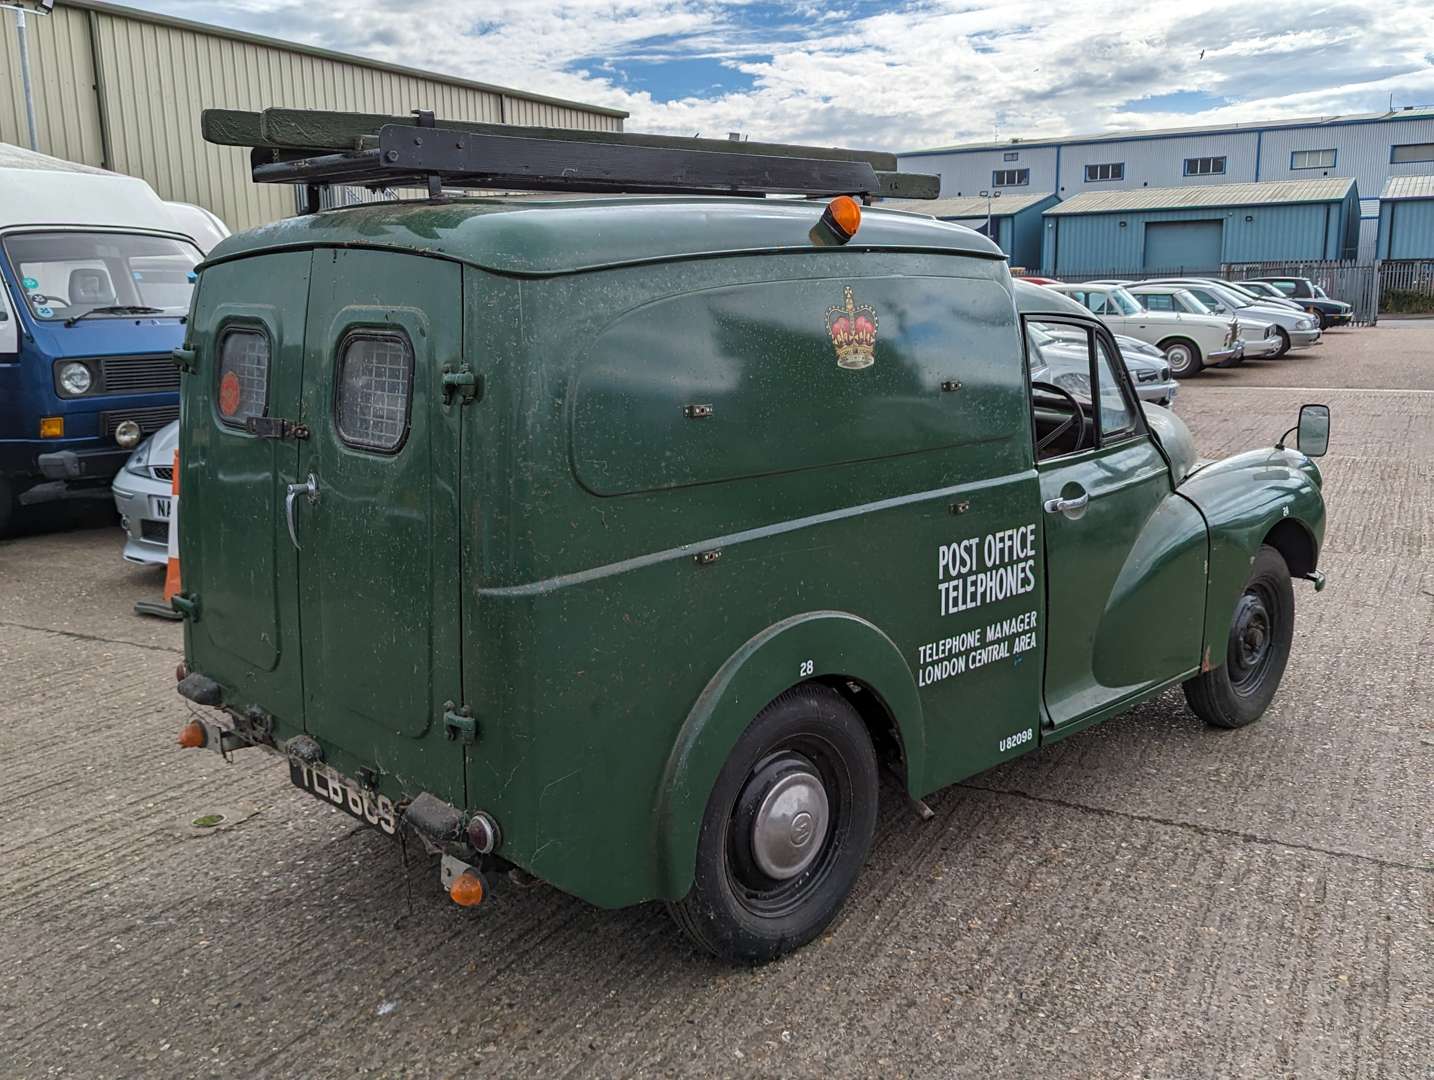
[653,610,925,901]
[1179,449,1325,665]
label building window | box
[992,168,1028,187]
[1084,162,1124,182]
[1290,148,1336,170]
[1391,142,1434,164]
[1183,156,1226,177]
[1003,151,1019,162]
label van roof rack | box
[202,107,940,207]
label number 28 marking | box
[799,659,814,677]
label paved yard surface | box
[2,322,1430,1079]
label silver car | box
[1141,278,1321,355]
[111,420,177,565]
[1035,324,1178,407]
[1028,323,1178,409]
[1126,284,1284,360]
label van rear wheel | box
[667,684,878,964]
[1183,545,1294,729]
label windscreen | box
[3,231,201,321]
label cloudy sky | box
[134,1,1434,150]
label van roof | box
[203,195,1005,276]
[0,143,191,236]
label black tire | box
[1273,327,1291,357]
[1183,545,1295,729]
[667,683,878,964]
[1312,309,1328,331]
[1162,337,1203,378]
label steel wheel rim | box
[1228,585,1276,694]
[725,741,848,918]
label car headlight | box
[124,447,149,476]
[1297,318,1314,330]
[59,361,93,395]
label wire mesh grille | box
[218,330,270,425]
[336,334,413,451]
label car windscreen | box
[3,231,201,321]
[1174,290,1214,315]
[1107,288,1142,316]
[1313,285,1330,299]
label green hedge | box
[1381,288,1434,315]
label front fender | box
[653,610,925,901]
[1179,447,1325,662]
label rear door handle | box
[1043,492,1089,516]
[285,473,319,550]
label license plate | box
[288,761,398,835]
[153,496,172,520]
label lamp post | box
[3,1,54,152]
[979,189,1001,241]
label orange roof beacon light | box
[178,719,207,749]
[813,195,863,246]
[449,868,486,908]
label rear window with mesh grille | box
[216,328,270,427]
[335,332,413,452]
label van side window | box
[1093,336,1136,438]
[216,328,270,428]
[335,331,413,453]
[1027,320,1138,459]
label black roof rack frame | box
[206,107,940,203]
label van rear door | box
[293,250,466,806]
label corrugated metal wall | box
[1379,197,1434,259]
[1042,200,1355,275]
[0,1,623,232]
[0,5,105,166]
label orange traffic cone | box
[163,448,181,602]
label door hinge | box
[170,591,201,621]
[442,365,481,406]
[245,415,310,440]
[443,702,477,744]
[172,346,197,374]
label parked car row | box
[1024,275,1347,378]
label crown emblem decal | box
[825,286,878,369]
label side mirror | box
[1296,404,1330,457]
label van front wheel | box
[1183,545,1294,729]
[667,684,878,964]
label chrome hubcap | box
[750,770,830,880]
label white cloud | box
[131,0,1434,149]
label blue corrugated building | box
[900,107,1434,264]
[1377,176,1434,259]
[881,193,1057,270]
[1040,178,1360,276]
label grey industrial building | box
[0,0,625,232]
[881,193,1056,271]
[1377,175,1434,259]
[900,108,1434,268]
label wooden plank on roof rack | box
[201,109,265,148]
[246,107,900,171]
[250,127,887,198]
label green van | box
[174,111,1329,963]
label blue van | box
[0,146,223,533]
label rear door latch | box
[245,415,310,440]
[443,702,477,743]
[441,365,481,406]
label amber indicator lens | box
[820,195,862,242]
[449,869,486,907]
[178,720,206,748]
[39,416,64,438]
